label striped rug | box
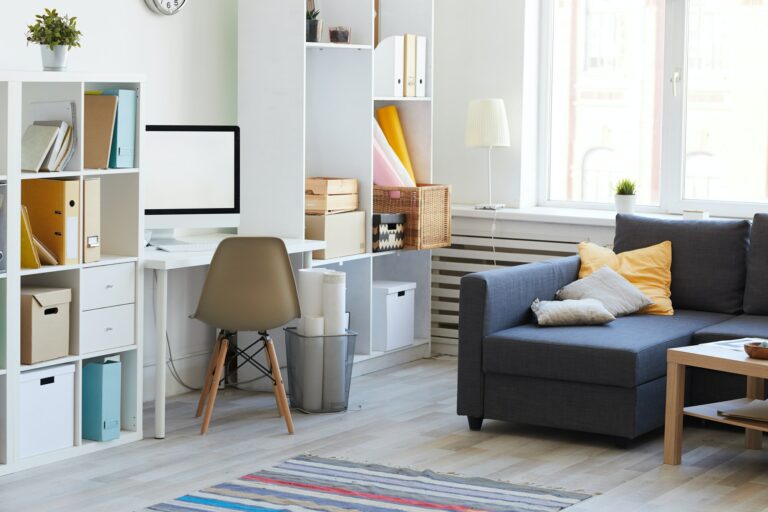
[147,455,591,512]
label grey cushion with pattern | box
[613,214,750,314]
[556,265,652,317]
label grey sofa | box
[457,213,768,442]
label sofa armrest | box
[456,255,581,418]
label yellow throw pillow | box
[578,241,673,315]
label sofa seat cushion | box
[693,314,768,344]
[484,310,732,388]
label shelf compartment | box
[21,354,79,373]
[685,398,768,433]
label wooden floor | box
[1,357,767,511]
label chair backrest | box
[193,237,300,332]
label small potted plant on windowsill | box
[306,1,322,43]
[614,178,637,214]
[26,8,82,71]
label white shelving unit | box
[0,72,144,476]
[239,0,434,374]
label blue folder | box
[103,89,136,168]
[83,360,122,442]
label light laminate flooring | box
[0,357,767,511]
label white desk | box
[142,237,325,439]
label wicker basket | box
[373,184,451,250]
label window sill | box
[451,204,721,227]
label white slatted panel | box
[431,232,579,353]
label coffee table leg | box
[664,361,686,465]
[746,376,764,450]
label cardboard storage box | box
[20,363,75,458]
[21,286,71,365]
[372,281,416,351]
[305,211,366,260]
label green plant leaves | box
[25,8,82,49]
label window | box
[540,0,768,215]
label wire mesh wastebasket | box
[284,327,357,413]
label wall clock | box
[144,0,187,15]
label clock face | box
[145,0,186,15]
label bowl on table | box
[744,341,768,360]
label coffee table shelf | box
[685,398,768,433]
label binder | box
[84,95,118,169]
[20,206,41,269]
[0,184,6,272]
[22,179,80,265]
[103,89,137,168]
[33,121,68,171]
[373,35,404,98]
[416,36,427,97]
[82,360,122,442]
[21,125,59,172]
[404,33,417,97]
[83,178,101,263]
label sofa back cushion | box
[744,213,768,314]
[613,214,750,314]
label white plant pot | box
[40,45,69,71]
[614,194,637,215]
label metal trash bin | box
[284,327,357,413]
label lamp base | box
[475,203,506,211]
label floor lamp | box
[465,99,510,210]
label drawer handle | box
[40,376,55,386]
[105,327,113,332]
[105,284,114,289]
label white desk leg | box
[302,250,313,269]
[154,269,168,439]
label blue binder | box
[82,360,121,442]
[103,89,136,168]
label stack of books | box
[21,101,77,173]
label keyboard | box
[152,241,220,253]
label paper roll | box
[322,271,346,336]
[302,316,325,337]
[375,105,416,184]
[374,119,415,187]
[322,336,348,410]
[302,336,325,411]
[298,268,328,319]
[373,138,406,187]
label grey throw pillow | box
[531,298,615,326]
[556,265,652,317]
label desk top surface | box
[142,237,326,270]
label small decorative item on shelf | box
[373,213,405,252]
[306,0,322,43]
[26,8,82,71]
[329,26,351,43]
[614,178,637,214]
[744,340,768,360]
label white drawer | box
[81,263,135,311]
[80,304,135,354]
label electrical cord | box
[491,208,499,267]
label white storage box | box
[372,281,416,352]
[20,364,75,458]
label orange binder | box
[20,206,41,269]
[22,179,80,265]
[84,95,118,169]
[375,105,416,184]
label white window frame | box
[537,0,768,218]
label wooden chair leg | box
[196,332,224,418]
[266,338,294,435]
[200,338,229,435]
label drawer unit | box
[80,304,135,354]
[81,263,135,311]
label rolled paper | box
[302,316,325,337]
[375,105,417,184]
[373,138,406,187]
[298,268,328,322]
[322,271,346,336]
[374,119,415,187]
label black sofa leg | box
[613,436,632,449]
[467,416,484,431]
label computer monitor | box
[144,125,240,230]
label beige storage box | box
[21,287,72,365]
[305,210,366,260]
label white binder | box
[374,36,404,98]
[416,36,427,97]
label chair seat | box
[484,310,732,388]
[693,314,768,344]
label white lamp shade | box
[465,99,511,148]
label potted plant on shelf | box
[306,0,322,43]
[614,178,637,214]
[26,8,82,71]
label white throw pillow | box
[531,298,615,326]
[556,265,653,317]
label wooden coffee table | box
[664,341,768,465]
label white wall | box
[0,0,239,400]
[434,0,530,207]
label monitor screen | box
[144,125,239,215]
